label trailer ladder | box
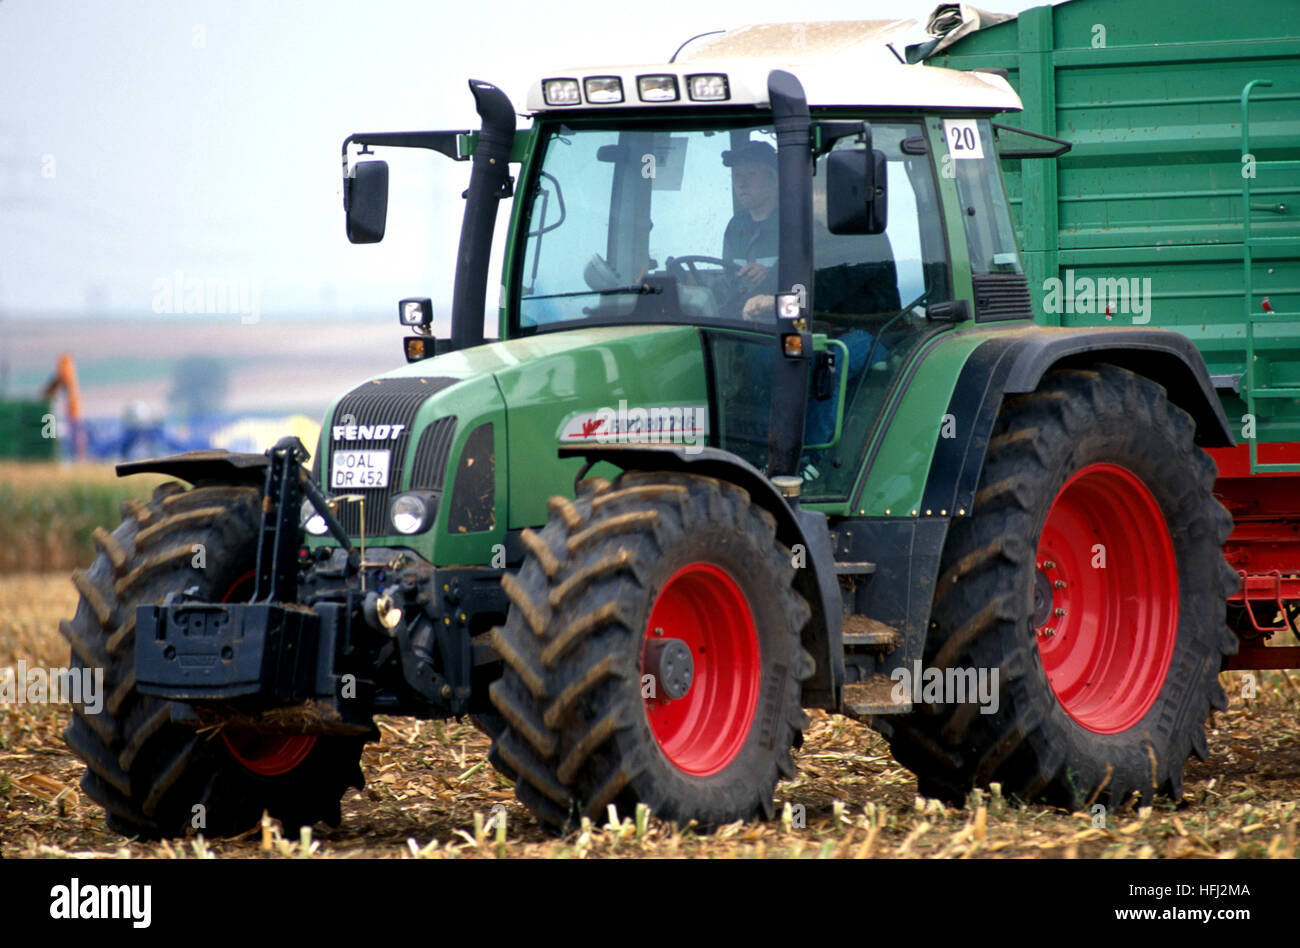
[1240,78,1300,473]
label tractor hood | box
[317,325,709,565]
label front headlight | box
[301,497,328,536]
[390,492,431,535]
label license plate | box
[331,450,390,488]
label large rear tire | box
[62,481,366,840]
[487,471,814,830]
[883,365,1238,809]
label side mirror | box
[345,160,389,243]
[826,131,887,236]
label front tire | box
[884,365,1238,809]
[62,481,366,840]
[487,471,814,830]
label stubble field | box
[3,569,1299,859]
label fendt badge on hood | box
[331,424,406,441]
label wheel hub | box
[1032,567,1054,628]
[644,636,694,701]
[642,562,760,777]
[1033,463,1179,734]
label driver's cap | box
[722,140,777,170]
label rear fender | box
[921,326,1233,520]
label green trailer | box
[928,0,1300,664]
[61,1,1299,838]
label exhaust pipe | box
[766,69,814,477]
[449,80,516,351]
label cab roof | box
[524,18,1021,115]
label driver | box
[721,141,780,311]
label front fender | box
[116,449,269,487]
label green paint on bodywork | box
[313,325,706,565]
[846,328,986,516]
[494,325,707,528]
[456,130,534,163]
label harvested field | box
[2,570,1298,859]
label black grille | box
[973,272,1034,322]
[326,377,458,536]
[411,416,458,489]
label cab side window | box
[802,121,950,499]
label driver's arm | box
[721,217,742,269]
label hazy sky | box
[0,0,1052,328]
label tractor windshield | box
[515,119,782,331]
[513,116,952,497]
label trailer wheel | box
[487,471,814,830]
[884,365,1238,810]
[62,482,366,840]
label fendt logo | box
[331,424,406,441]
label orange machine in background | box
[41,352,86,460]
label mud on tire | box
[62,481,366,840]
[882,365,1239,811]
[487,471,815,830]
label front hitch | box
[252,435,354,603]
[134,437,372,733]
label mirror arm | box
[814,121,866,157]
[341,130,471,177]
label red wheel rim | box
[221,729,318,777]
[643,562,760,776]
[217,569,318,776]
[1034,463,1179,734]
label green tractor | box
[64,13,1253,838]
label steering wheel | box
[667,255,762,318]
[666,255,743,287]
